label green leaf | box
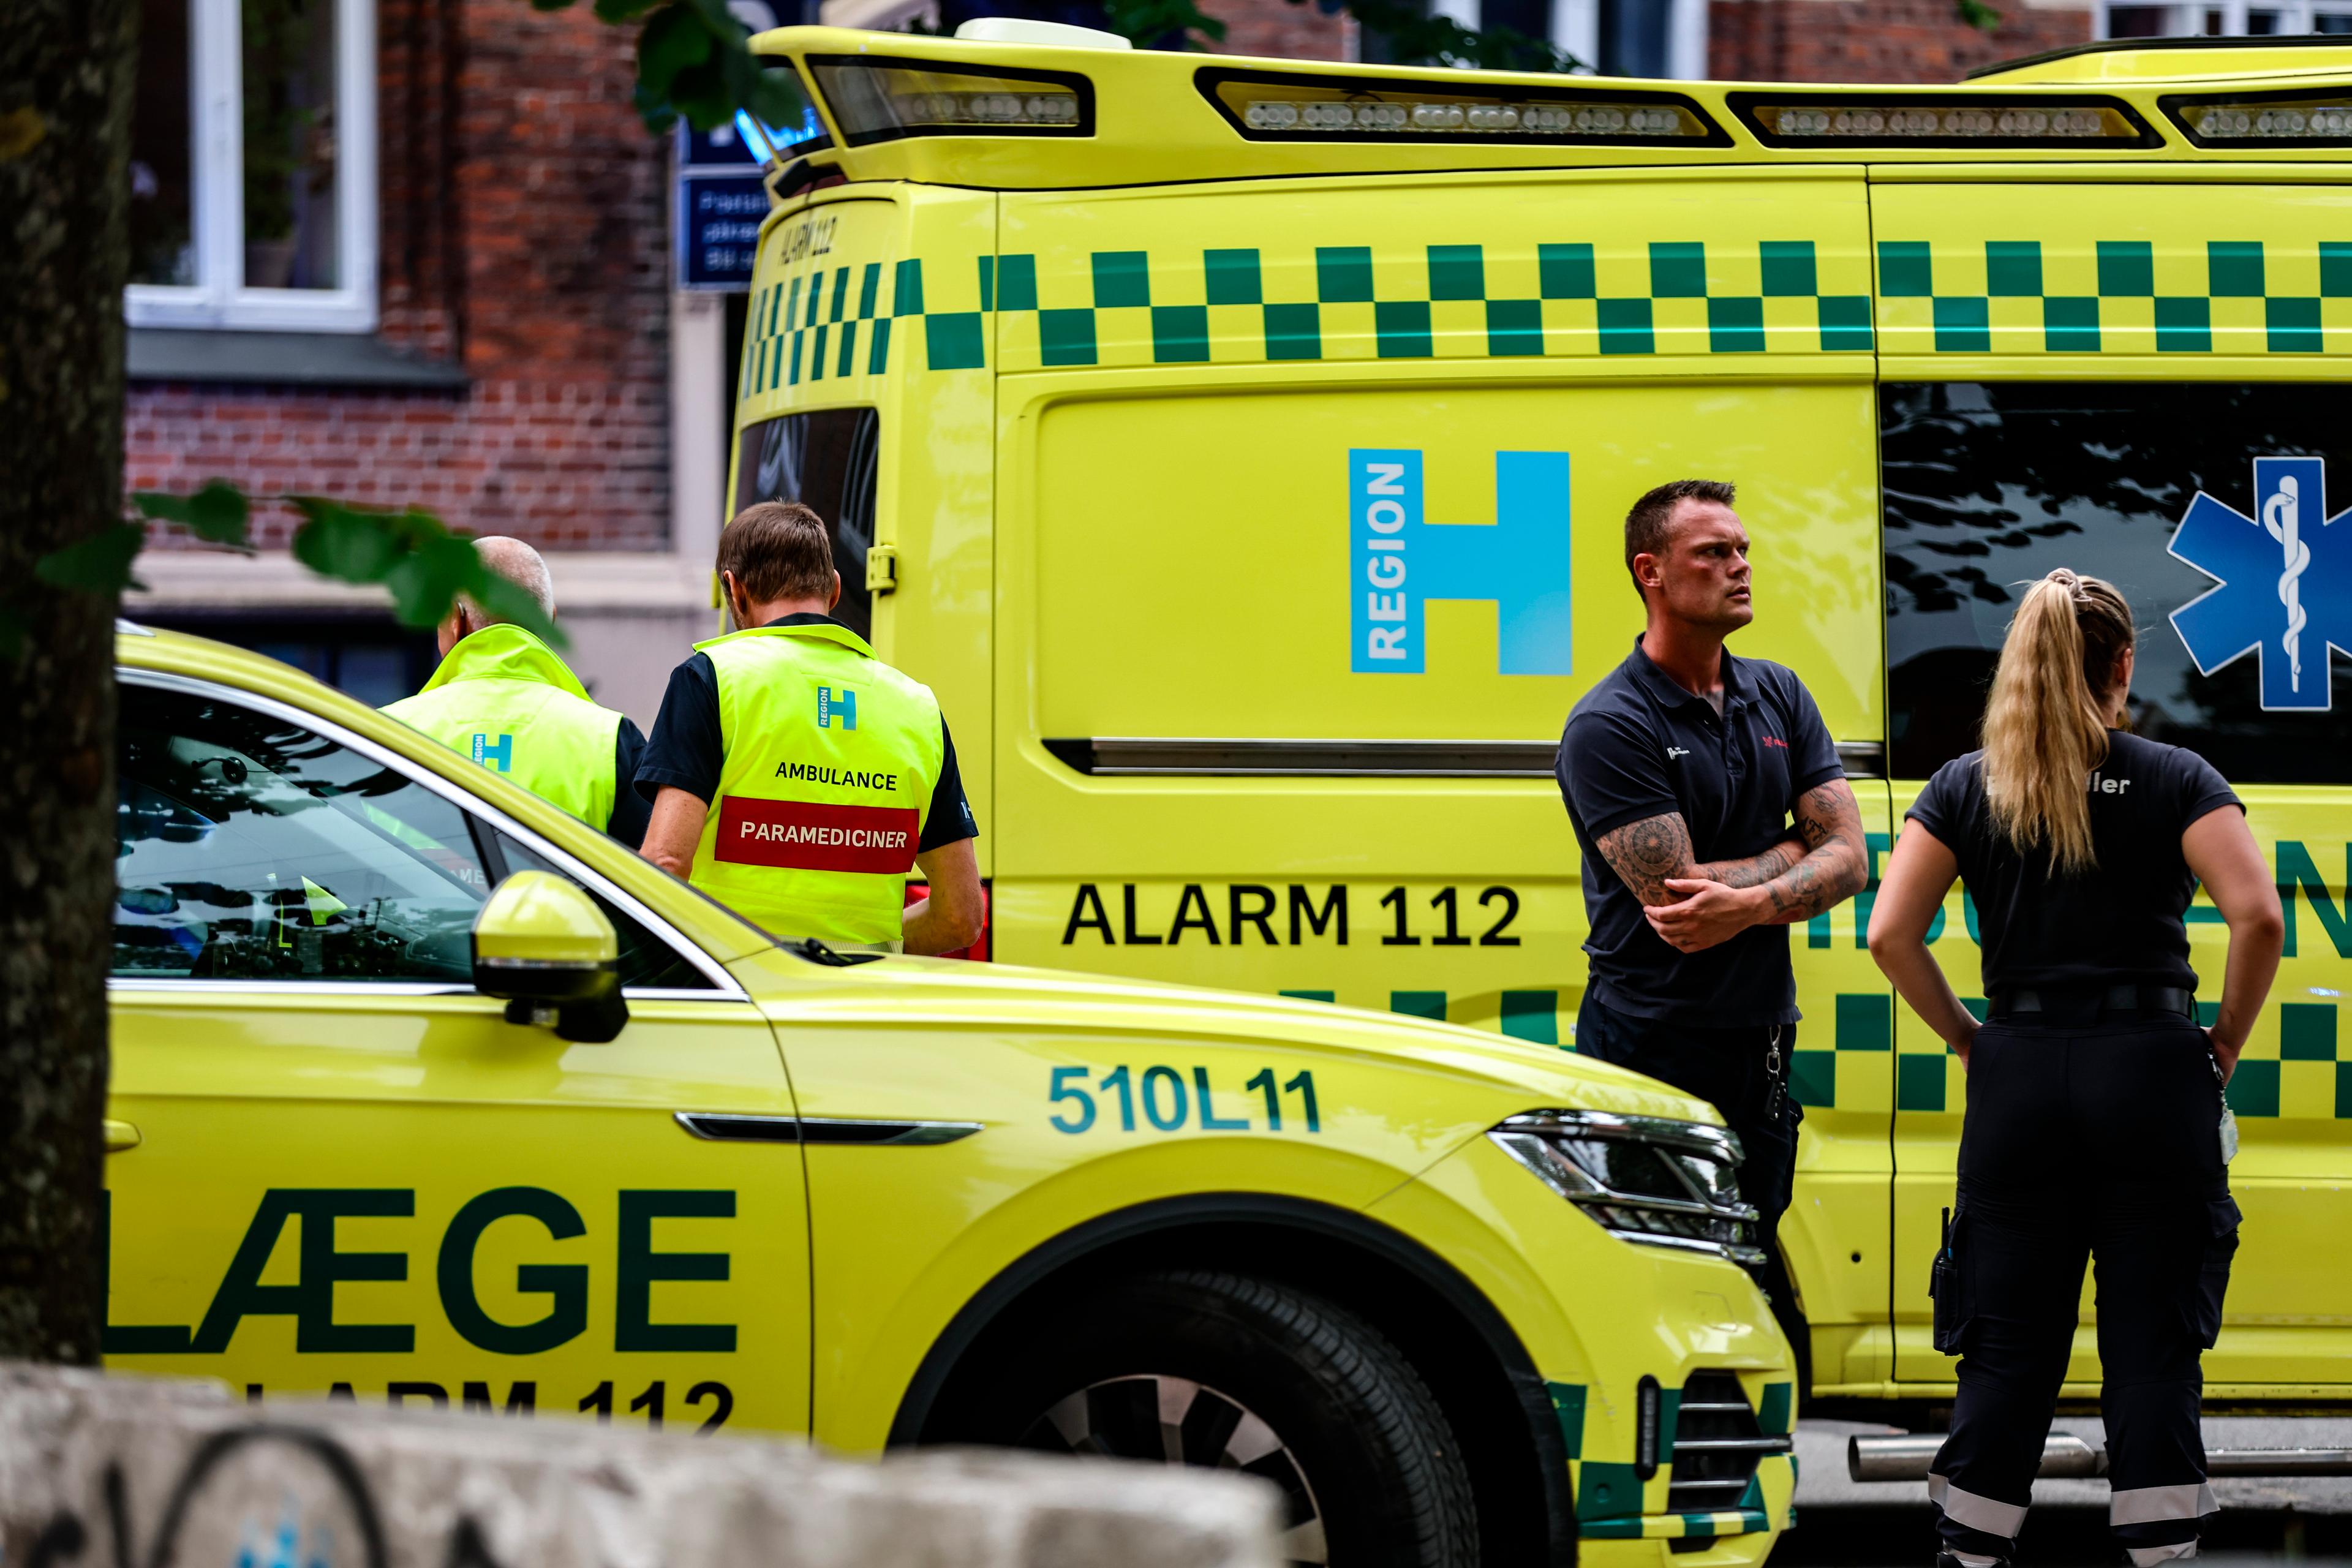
[289,500,403,583]
[383,533,481,629]
[0,606,28,662]
[745,61,810,132]
[530,0,576,10]
[637,3,717,107]
[1956,0,2002,29]
[36,522,149,596]
[594,0,666,21]
[184,480,252,548]
[667,56,739,132]
[469,568,570,650]
[679,0,748,36]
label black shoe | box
[1936,1554,2013,1568]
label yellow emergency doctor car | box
[726,28,2352,1418]
[103,623,1797,1565]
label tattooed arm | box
[1594,812,1807,907]
[1757,778,1871,923]
[1640,780,1870,953]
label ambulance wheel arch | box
[891,1196,1576,1568]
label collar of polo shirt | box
[1623,633,1754,714]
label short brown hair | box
[718,501,836,603]
[1624,478,1736,599]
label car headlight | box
[1488,1109,1763,1266]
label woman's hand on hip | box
[1949,1015,1980,1071]
[2206,1027,2241,1085]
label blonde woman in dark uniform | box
[1868,569,2284,1568]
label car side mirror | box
[471,870,629,1044]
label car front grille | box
[1665,1371,1790,1516]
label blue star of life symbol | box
[2169,455,2352,712]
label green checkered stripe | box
[1877,238,2352,355]
[996,242,1871,368]
[2217,1001,2348,1120]
[745,241,1874,388]
[739,255,979,401]
[1558,1379,1795,1541]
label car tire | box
[931,1268,1479,1568]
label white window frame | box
[126,0,379,333]
[2097,0,2352,35]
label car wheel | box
[935,1268,1478,1568]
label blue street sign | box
[677,175,769,292]
[679,120,763,171]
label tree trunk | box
[0,0,137,1363]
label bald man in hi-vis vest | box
[636,502,984,954]
[383,537,651,848]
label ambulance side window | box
[733,408,880,638]
[1883,382,2352,784]
[113,685,491,981]
[491,831,716,992]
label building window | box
[127,0,377,332]
[1380,0,1706,78]
[2100,0,2352,36]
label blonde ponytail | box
[1980,570,2136,874]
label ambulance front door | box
[103,674,812,1434]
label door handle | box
[104,1119,142,1154]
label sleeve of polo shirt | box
[1904,757,1972,846]
[919,718,979,852]
[2170,747,2243,832]
[634,653,725,805]
[605,717,654,849]
[1558,712,1680,840]
[1782,674,1845,796]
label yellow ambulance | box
[104,623,1796,1566]
[728,26,2352,1415]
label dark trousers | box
[1575,995,1805,1355]
[1930,1012,2239,1565]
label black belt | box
[1996,984,2195,1019]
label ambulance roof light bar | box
[805,55,1094,145]
[2162,85,2352,145]
[1727,91,2162,148]
[1198,67,1732,146]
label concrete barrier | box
[0,1363,1280,1568]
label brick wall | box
[1709,0,2095,82]
[129,0,673,552]
[1200,0,1357,61]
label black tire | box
[929,1268,1479,1568]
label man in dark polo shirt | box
[1556,478,1868,1353]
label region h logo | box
[470,733,513,772]
[1349,449,1574,676]
[2171,455,2351,712]
[817,686,858,729]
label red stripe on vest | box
[715,797,921,875]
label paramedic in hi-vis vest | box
[383,536,652,848]
[635,502,983,954]
[1868,570,2283,1568]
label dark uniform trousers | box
[1575,997,1806,1357]
[1931,1011,2241,1566]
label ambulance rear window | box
[1882,382,2352,785]
[734,408,880,639]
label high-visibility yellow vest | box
[691,620,943,944]
[383,625,624,830]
